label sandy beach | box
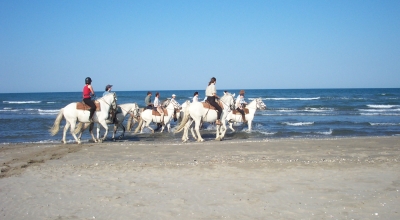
[1,137,399,219]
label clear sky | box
[1,0,399,93]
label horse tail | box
[49,108,64,136]
[175,105,190,133]
[134,117,143,133]
[74,122,84,134]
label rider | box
[103,84,113,96]
[192,91,199,103]
[83,77,96,122]
[205,77,222,125]
[236,90,247,123]
[145,91,153,109]
[153,92,164,125]
[171,94,179,121]
[103,84,116,122]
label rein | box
[98,94,116,111]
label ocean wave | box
[369,123,400,126]
[360,113,400,116]
[261,97,320,101]
[282,122,314,126]
[359,109,400,112]
[316,129,333,135]
[3,101,41,104]
[304,107,334,112]
[262,113,332,116]
[38,110,59,115]
[367,104,400,108]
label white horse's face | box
[111,93,117,110]
[221,92,235,110]
[256,98,267,110]
[129,104,140,117]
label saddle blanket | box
[232,108,249,115]
[202,101,223,110]
[76,101,101,111]
[152,109,169,116]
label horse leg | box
[98,121,109,142]
[69,121,81,144]
[144,121,154,133]
[215,124,221,141]
[228,121,235,132]
[182,119,192,142]
[62,121,70,144]
[89,123,98,143]
[119,124,125,139]
[194,119,204,142]
[248,120,252,132]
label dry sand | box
[0,137,399,219]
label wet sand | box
[1,137,399,219]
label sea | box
[1,88,399,145]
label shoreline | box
[1,136,399,219]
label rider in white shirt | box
[192,92,199,103]
[235,90,247,123]
[154,92,164,125]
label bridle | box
[98,93,117,110]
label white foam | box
[3,101,41,104]
[367,104,399,108]
[316,129,333,135]
[369,123,399,126]
[282,122,314,126]
[264,97,320,101]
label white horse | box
[226,98,267,132]
[134,99,181,133]
[49,93,117,144]
[75,103,140,141]
[175,92,235,142]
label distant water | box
[0,88,399,144]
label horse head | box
[256,98,267,110]
[170,99,181,110]
[111,92,117,110]
[161,99,170,108]
[127,103,140,118]
[220,92,235,110]
[98,92,117,111]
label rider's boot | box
[242,115,247,123]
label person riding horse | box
[205,77,222,125]
[103,84,116,123]
[82,77,96,122]
[154,92,164,125]
[236,90,247,123]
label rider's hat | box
[172,94,176,97]
[105,84,112,90]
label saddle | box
[152,109,168,116]
[232,108,249,115]
[202,101,223,110]
[76,101,101,111]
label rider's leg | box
[207,96,222,125]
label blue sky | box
[1,0,399,93]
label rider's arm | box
[88,85,95,96]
